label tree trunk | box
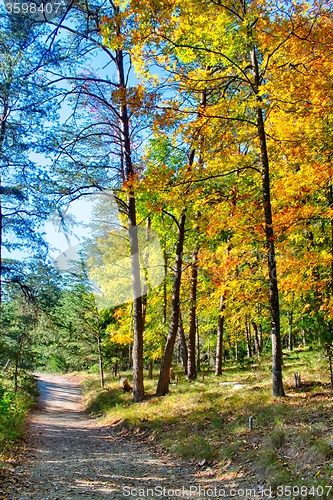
[252,321,260,355]
[294,372,301,389]
[288,310,293,351]
[250,45,284,397]
[116,45,144,402]
[235,328,238,361]
[141,216,151,328]
[246,318,252,358]
[187,249,198,379]
[128,342,132,368]
[329,186,333,300]
[215,295,225,376]
[97,331,104,389]
[14,333,25,394]
[148,358,153,379]
[163,246,167,325]
[258,304,263,352]
[196,316,200,372]
[0,97,9,345]
[178,310,188,374]
[156,212,186,396]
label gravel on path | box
[0,374,261,500]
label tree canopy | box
[1,0,333,402]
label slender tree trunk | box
[250,45,284,397]
[116,46,144,402]
[0,202,1,351]
[246,318,252,358]
[148,358,153,379]
[196,317,200,372]
[329,355,333,390]
[0,98,9,347]
[187,249,198,379]
[14,333,25,394]
[252,321,260,355]
[178,310,188,374]
[2,359,10,372]
[235,328,238,361]
[141,217,152,380]
[288,310,293,351]
[215,295,225,376]
[329,186,333,300]
[156,212,186,396]
[258,304,263,352]
[126,188,144,401]
[207,337,210,369]
[141,216,151,328]
[94,309,104,389]
[163,246,167,325]
[94,310,104,388]
[97,332,104,389]
[129,343,132,368]
[328,186,333,385]
[14,355,19,394]
[224,333,228,361]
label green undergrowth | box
[0,374,38,462]
[81,349,333,497]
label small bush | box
[0,392,25,450]
[20,374,40,398]
[89,363,101,374]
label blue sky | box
[0,5,151,266]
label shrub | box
[0,392,25,449]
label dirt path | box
[3,374,198,500]
[1,374,261,500]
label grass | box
[0,373,38,466]
[79,348,333,498]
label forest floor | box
[0,373,268,500]
[2,350,333,500]
[80,349,333,499]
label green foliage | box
[0,375,34,453]
[89,363,101,374]
[0,392,23,442]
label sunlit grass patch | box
[80,349,333,488]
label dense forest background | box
[1,0,333,428]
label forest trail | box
[7,374,202,500]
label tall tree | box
[187,248,198,379]
[0,11,61,346]
[156,211,186,396]
[44,0,163,401]
[132,0,287,395]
